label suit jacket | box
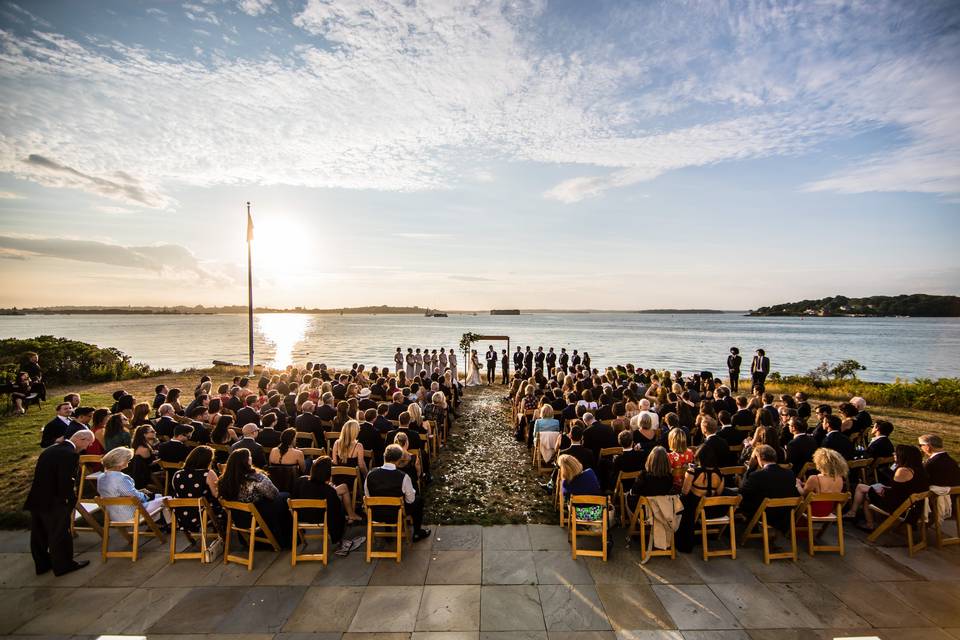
[158,439,190,463]
[866,436,894,460]
[523,352,533,370]
[583,423,617,461]
[189,420,211,444]
[823,430,855,460]
[24,441,79,511]
[332,384,347,400]
[314,404,337,422]
[358,421,384,455]
[40,416,71,448]
[751,356,770,375]
[257,428,282,448]
[559,443,596,471]
[295,413,324,441]
[785,433,818,474]
[373,415,394,435]
[717,425,743,449]
[513,352,524,368]
[925,452,960,487]
[727,354,742,371]
[739,463,798,531]
[732,409,754,428]
[698,434,731,467]
[225,396,243,414]
[155,416,179,440]
[236,407,261,429]
[232,437,267,468]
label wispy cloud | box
[0,191,24,200]
[237,0,271,17]
[21,154,169,207]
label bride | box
[466,349,482,386]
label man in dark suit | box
[296,401,324,441]
[920,434,960,486]
[236,395,261,429]
[155,403,179,440]
[232,424,267,468]
[159,424,193,463]
[500,350,509,385]
[546,348,557,377]
[40,402,75,448]
[866,420,895,459]
[610,430,646,489]
[385,392,407,421]
[698,418,732,466]
[385,412,425,456]
[373,403,394,435]
[571,350,581,369]
[558,348,569,374]
[582,413,617,463]
[739,445,799,533]
[558,424,596,471]
[513,347,524,380]
[523,347,534,379]
[785,417,817,474]
[187,407,211,444]
[256,413,283,448]
[485,346,497,384]
[717,411,743,449]
[332,374,349,401]
[358,409,385,466]
[750,349,770,394]
[534,347,546,374]
[358,388,377,412]
[727,347,742,392]
[25,429,95,576]
[314,392,337,422]
[731,396,754,429]
[822,415,855,460]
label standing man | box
[727,347,742,393]
[546,347,557,377]
[513,347,524,379]
[558,348,569,374]
[501,349,509,385]
[25,429,95,576]
[485,345,497,384]
[571,350,581,370]
[751,348,770,394]
[534,347,546,374]
[523,346,534,379]
[394,347,404,376]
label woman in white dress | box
[448,350,458,381]
[466,349,482,386]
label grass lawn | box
[0,367,957,528]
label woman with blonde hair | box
[392,431,422,489]
[97,447,166,523]
[558,454,604,521]
[798,448,847,517]
[331,420,365,523]
[666,428,696,491]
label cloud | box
[0,191,24,199]
[0,0,956,207]
[395,233,454,240]
[0,234,237,283]
[449,274,493,282]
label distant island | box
[749,294,960,317]
[636,309,727,314]
[0,304,436,316]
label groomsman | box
[523,347,534,378]
[513,347,524,379]
[485,346,497,384]
[727,347,742,392]
[558,348,569,374]
[501,350,509,384]
[571,350,581,369]
[751,349,770,394]
[394,348,404,375]
[534,347,545,373]
[546,348,557,377]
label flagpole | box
[246,201,254,377]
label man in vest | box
[364,444,431,542]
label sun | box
[249,214,313,275]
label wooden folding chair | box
[628,495,677,561]
[614,471,641,526]
[870,456,895,484]
[324,431,341,452]
[220,499,281,570]
[795,492,849,556]
[408,449,423,482]
[695,495,741,561]
[719,465,747,486]
[159,460,184,496]
[96,497,166,562]
[332,465,361,508]
[268,464,301,493]
[72,454,104,537]
[867,491,931,556]
[740,496,802,563]
[532,433,560,474]
[364,496,411,563]
[295,431,318,449]
[288,498,329,566]
[797,461,817,480]
[846,457,873,489]
[932,487,960,548]
[568,495,608,561]
[555,481,568,528]
[164,497,220,563]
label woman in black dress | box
[127,424,161,490]
[171,445,225,529]
[626,446,676,510]
[292,456,347,547]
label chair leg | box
[366,515,373,563]
[247,523,256,570]
[761,512,770,564]
[700,519,710,561]
[601,510,607,562]
[291,513,298,567]
[729,508,737,560]
[132,515,140,562]
[101,518,110,562]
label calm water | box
[1,313,958,382]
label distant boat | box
[491,309,520,315]
[424,309,448,317]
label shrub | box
[0,336,160,386]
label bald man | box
[25,429,95,576]
[231,423,266,467]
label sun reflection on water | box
[257,313,311,368]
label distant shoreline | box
[0,306,744,316]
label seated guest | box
[9,371,32,416]
[291,456,350,550]
[373,402,394,435]
[41,402,74,448]
[187,406,211,444]
[822,415,855,461]
[676,445,726,553]
[716,411,741,448]
[218,448,290,545]
[153,384,168,411]
[797,448,847,517]
[837,402,859,434]
[558,423,596,472]
[866,420,895,459]
[155,403,179,440]
[611,402,630,431]
[666,428,696,492]
[385,392,407,421]
[626,446,676,510]
[422,391,446,435]
[847,444,929,531]
[314,392,337,422]
[98,447,165,522]
[731,395,754,428]
[364,444,430,542]
[698,416,731,466]
[741,425,784,469]
[102,413,132,451]
[236,395,261,429]
[171,445,225,528]
[392,431,422,494]
[851,396,872,435]
[332,419,368,480]
[610,429,646,490]
[740,445,799,529]
[532,405,561,438]
[558,454,604,523]
[158,424,193,463]
[794,392,811,422]
[295,401,323,440]
[256,413,283,448]
[632,412,660,454]
[919,434,960,486]
[211,415,239,447]
[231,423,267,468]
[128,424,160,490]
[268,428,306,473]
[583,412,617,461]
[357,408,385,466]
[785,417,817,475]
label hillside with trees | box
[749,294,960,317]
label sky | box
[0,0,958,311]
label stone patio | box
[2,522,960,640]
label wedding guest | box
[739,445,799,533]
[231,423,267,468]
[128,424,160,490]
[797,448,847,517]
[268,428,306,473]
[786,417,817,474]
[218,448,290,545]
[171,445,224,528]
[158,423,193,463]
[291,456,348,549]
[97,447,166,523]
[40,402,74,448]
[919,434,960,486]
[667,428,696,492]
[848,445,929,532]
[364,444,431,542]
[866,420,895,459]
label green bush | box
[0,335,160,386]
[765,374,960,416]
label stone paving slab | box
[2,524,959,639]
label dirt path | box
[423,384,559,525]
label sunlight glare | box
[258,313,311,368]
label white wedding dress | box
[466,353,482,386]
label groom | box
[485,345,497,384]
